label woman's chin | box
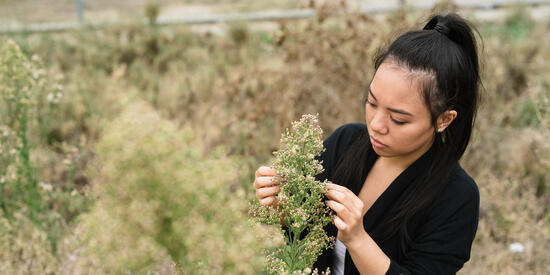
[372,146,390,156]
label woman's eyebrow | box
[368,86,378,101]
[368,86,414,117]
[388,107,413,116]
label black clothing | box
[312,123,479,275]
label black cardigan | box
[312,123,479,275]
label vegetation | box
[0,1,548,274]
[57,101,267,274]
[251,114,334,274]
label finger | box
[326,189,363,215]
[327,183,363,210]
[334,215,347,231]
[326,190,346,204]
[327,182,353,194]
[255,166,277,178]
[326,200,352,223]
[254,176,278,189]
[260,196,277,206]
[256,186,280,199]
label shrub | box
[59,101,267,274]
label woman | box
[254,13,480,275]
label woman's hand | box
[326,183,367,246]
[253,166,280,206]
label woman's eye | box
[391,117,406,125]
[366,98,377,107]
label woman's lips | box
[370,136,388,148]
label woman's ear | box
[436,110,457,132]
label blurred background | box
[0,0,548,274]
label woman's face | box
[365,61,435,165]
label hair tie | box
[434,23,450,36]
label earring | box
[437,128,443,133]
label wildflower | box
[251,114,333,274]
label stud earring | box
[437,128,443,133]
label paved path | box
[1,0,550,34]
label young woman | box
[254,13,480,274]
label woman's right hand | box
[254,166,280,206]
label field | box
[0,0,549,274]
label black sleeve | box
[386,169,480,275]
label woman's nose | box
[370,112,388,135]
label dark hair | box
[331,13,481,259]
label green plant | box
[0,39,63,221]
[0,39,39,219]
[0,38,89,258]
[60,101,267,274]
[251,114,334,274]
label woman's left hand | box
[326,183,367,246]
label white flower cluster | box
[252,114,334,274]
